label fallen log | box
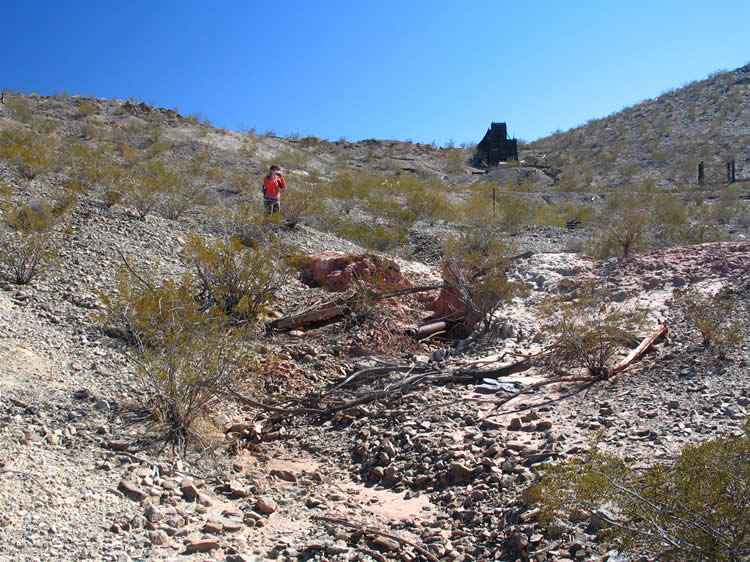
[270,284,445,330]
[611,323,668,375]
[481,323,669,418]
[271,301,349,330]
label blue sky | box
[2,0,749,145]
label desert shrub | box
[588,210,649,258]
[496,193,532,234]
[403,178,453,223]
[443,147,466,174]
[179,232,292,323]
[441,229,524,337]
[5,96,33,123]
[121,160,177,219]
[229,171,251,193]
[281,182,324,228]
[530,419,750,561]
[366,195,416,227]
[712,184,742,224]
[675,287,743,358]
[76,100,99,118]
[323,170,380,214]
[96,266,250,446]
[335,220,409,253]
[533,201,596,228]
[0,129,55,179]
[0,229,57,284]
[159,177,204,220]
[650,193,688,244]
[460,183,497,227]
[537,283,646,376]
[0,197,61,284]
[273,148,310,171]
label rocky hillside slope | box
[0,68,749,561]
[523,64,750,191]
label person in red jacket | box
[262,164,286,215]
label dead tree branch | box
[270,284,446,330]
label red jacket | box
[263,174,286,198]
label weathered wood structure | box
[473,122,518,168]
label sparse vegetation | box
[537,283,646,376]
[530,418,750,561]
[0,192,62,284]
[675,287,744,358]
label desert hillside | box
[0,67,749,561]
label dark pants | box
[263,196,280,215]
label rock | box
[183,538,221,554]
[371,535,400,552]
[535,420,553,431]
[256,496,277,515]
[449,462,474,482]
[179,479,199,501]
[144,503,164,523]
[73,389,90,399]
[147,530,169,546]
[203,520,224,534]
[94,399,110,411]
[118,480,148,502]
[270,469,297,483]
[509,417,523,430]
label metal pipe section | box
[406,321,447,338]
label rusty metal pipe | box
[406,321,447,338]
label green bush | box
[530,419,750,561]
[675,287,743,358]
[0,129,55,179]
[96,266,250,446]
[159,176,204,220]
[179,232,292,323]
[281,182,324,228]
[121,160,177,219]
[0,196,60,284]
[442,229,524,336]
[76,100,99,119]
[537,283,646,376]
[402,177,454,223]
[6,96,33,123]
[335,220,409,252]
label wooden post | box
[731,160,736,183]
[698,161,704,185]
[727,162,732,183]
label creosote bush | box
[97,231,292,445]
[441,229,525,337]
[675,287,744,358]
[180,232,293,323]
[530,419,750,561]
[96,267,251,447]
[537,283,646,376]
[0,193,62,284]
